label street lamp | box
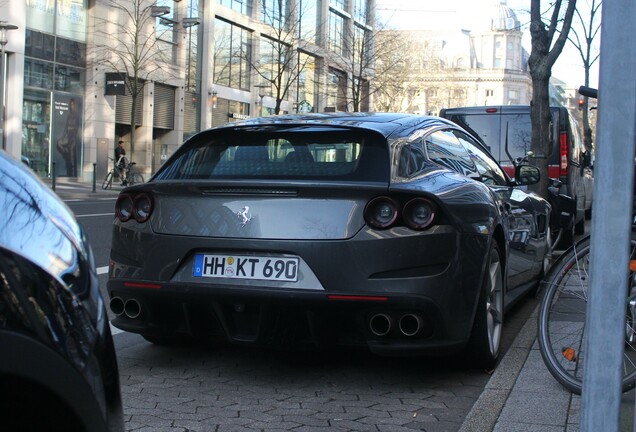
[0,21,18,151]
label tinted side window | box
[397,144,427,178]
[425,130,479,178]
[454,131,508,186]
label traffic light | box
[578,98,584,111]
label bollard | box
[51,162,56,191]
[92,163,96,192]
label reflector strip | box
[124,282,162,289]
[327,295,388,301]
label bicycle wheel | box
[102,171,114,190]
[128,173,144,186]
[537,235,636,394]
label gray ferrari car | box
[108,113,550,368]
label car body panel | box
[108,113,550,357]
[0,151,124,431]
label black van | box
[440,105,593,246]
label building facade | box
[375,1,532,115]
[1,0,375,182]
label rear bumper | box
[108,225,490,355]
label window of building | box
[214,19,252,90]
[218,0,251,15]
[353,0,366,23]
[486,89,494,97]
[328,9,345,56]
[24,59,54,90]
[327,68,347,111]
[184,0,201,94]
[297,52,317,111]
[298,0,320,43]
[155,0,178,63]
[262,0,286,29]
[352,23,369,64]
[494,58,501,68]
[331,0,347,11]
[258,36,291,97]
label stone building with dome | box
[375,0,532,114]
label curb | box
[458,304,539,432]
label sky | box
[374,0,600,91]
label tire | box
[128,173,144,186]
[468,241,504,370]
[537,235,636,394]
[101,171,113,190]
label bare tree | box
[339,20,411,112]
[568,0,601,153]
[248,0,315,114]
[92,0,178,159]
[528,0,577,198]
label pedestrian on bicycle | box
[115,140,128,185]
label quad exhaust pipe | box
[369,313,424,337]
[109,296,142,319]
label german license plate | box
[193,254,299,282]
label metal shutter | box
[116,91,144,126]
[154,84,176,130]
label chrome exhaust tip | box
[124,298,142,319]
[399,313,423,337]
[109,297,125,316]
[369,313,393,337]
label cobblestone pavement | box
[111,282,537,432]
[115,335,491,432]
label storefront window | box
[22,89,51,177]
[54,65,84,94]
[24,59,54,90]
[297,52,316,112]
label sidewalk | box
[459,304,635,432]
[44,177,123,200]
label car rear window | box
[154,128,390,182]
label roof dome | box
[488,1,520,31]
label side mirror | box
[515,164,541,186]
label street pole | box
[0,21,18,151]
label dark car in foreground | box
[108,113,550,368]
[0,151,124,431]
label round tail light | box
[115,194,134,222]
[133,193,154,223]
[364,196,399,229]
[403,198,436,230]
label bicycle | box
[537,235,636,394]
[102,156,145,189]
[537,85,636,394]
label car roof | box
[205,112,458,138]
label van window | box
[444,110,556,167]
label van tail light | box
[560,132,569,177]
